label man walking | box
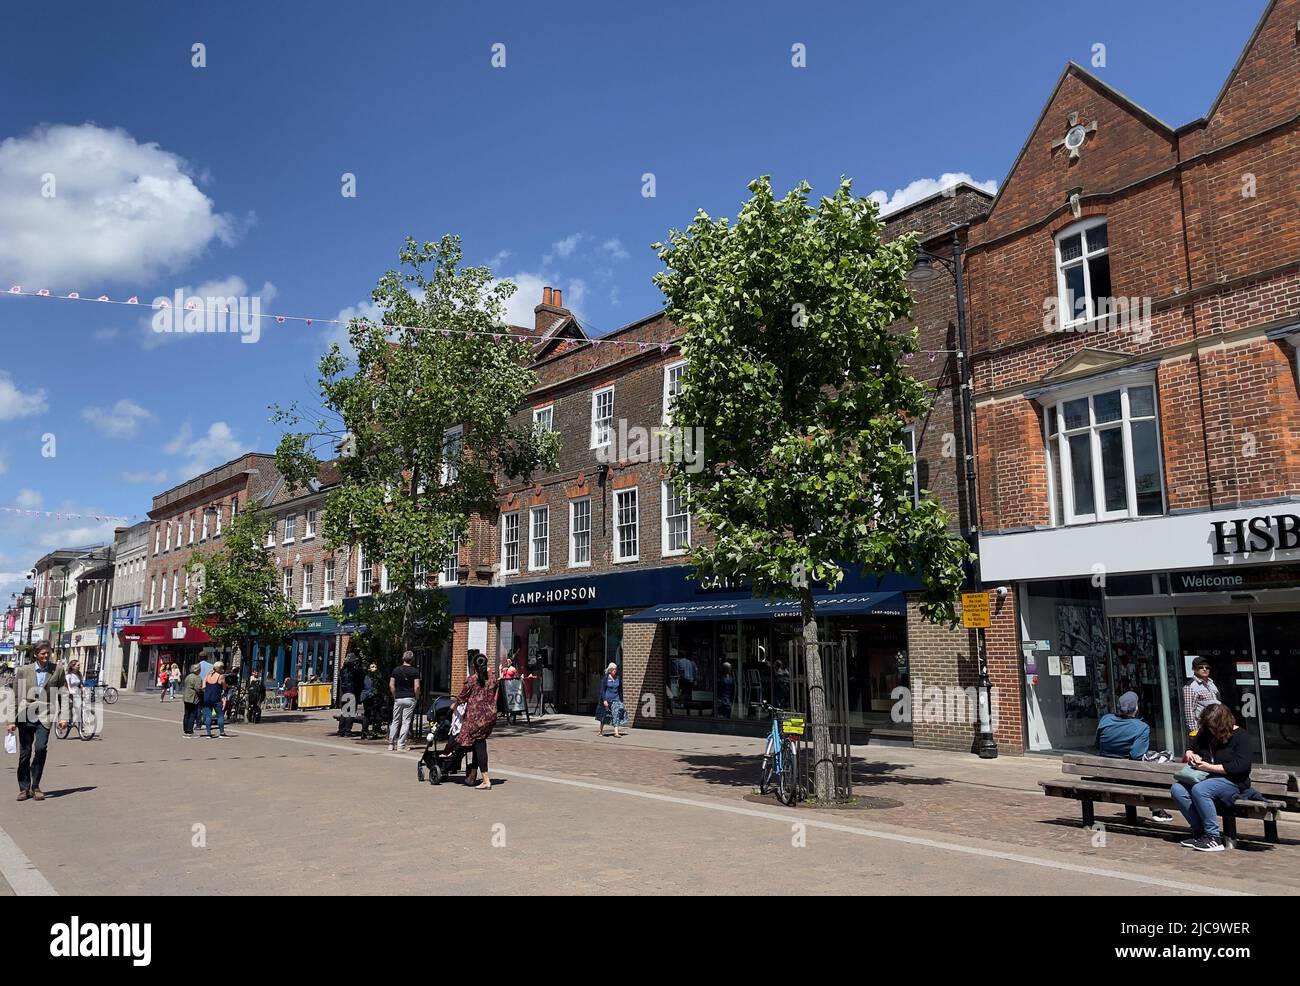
[3,642,68,801]
[1183,657,1220,742]
[388,651,421,752]
[181,663,203,737]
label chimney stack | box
[542,286,554,306]
[553,287,563,307]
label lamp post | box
[909,230,998,759]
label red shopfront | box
[121,619,221,692]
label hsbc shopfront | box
[982,507,1300,765]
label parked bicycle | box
[84,677,119,705]
[758,702,805,806]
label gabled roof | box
[980,62,1177,220]
[1202,0,1280,124]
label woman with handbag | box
[1169,703,1255,852]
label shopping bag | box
[3,732,15,755]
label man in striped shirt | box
[1182,657,1220,741]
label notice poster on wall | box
[1047,655,1062,676]
[1072,655,1087,677]
[1060,674,1075,696]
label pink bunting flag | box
[67,292,79,299]
[37,288,49,297]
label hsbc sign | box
[1211,514,1300,556]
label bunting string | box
[3,285,960,357]
[0,505,132,524]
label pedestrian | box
[360,662,380,739]
[283,672,299,712]
[388,650,421,752]
[453,653,498,789]
[246,668,266,724]
[158,663,170,702]
[3,641,68,802]
[65,658,84,733]
[1182,657,1220,744]
[596,662,626,737]
[1169,703,1256,853]
[181,663,202,737]
[1096,691,1174,822]
[337,654,361,737]
[718,661,735,720]
[202,660,228,738]
[169,662,181,700]
[198,654,214,684]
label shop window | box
[661,481,689,556]
[1044,381,1164,524]
[569,497,591,567]
[501,511,520,574]
[1020,579,1108,752]
[1055,217,1112,327]
[666,622,716,717]
[614,488,639,562]
[591,386,614,448]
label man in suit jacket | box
[3,641,69,801]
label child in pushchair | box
[416,695,470,785]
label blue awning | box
[624,591,905,623]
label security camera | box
[995,585,1009,599]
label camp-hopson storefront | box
[438,565,918,736]
[981,506,1300,765]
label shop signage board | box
[961,592,990,629]
[1169,564,1300,593]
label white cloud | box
[0,371,48,420]
[600,237,630,261]
[543,233,584,265]
[486,250,511,269]
[868,172,999,216]
[81,398,154,439]
[0,123,238,287]
[37,521,118,550]
[15,488,41,508]
[164,420,243,477]
[120,469,168,485]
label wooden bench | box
[1041,754,1298,847]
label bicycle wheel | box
[776,738,799,806]
[103,686,119,705]
[759,736,775,795]
[80,710,98,740]
[54,720,71,740]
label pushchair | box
[416,696,471,785]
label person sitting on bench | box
[1096,691,1174,823]
[1170,703,1256,853]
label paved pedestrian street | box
[1,693,1295,896]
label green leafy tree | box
[185,503,301,675]
[275,234,558,652]
[653,177,971,800]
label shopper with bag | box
[1169,703,1256,852]
[3,641,69,801]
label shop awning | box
[624,591,905,623]
[120,622,214,646]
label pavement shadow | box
[42,786,97,798]
[675,754,950,790]
[1037,815,1297,850]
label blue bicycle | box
[758,703,803,806]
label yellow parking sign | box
[961,591,991,629]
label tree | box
[653,177,971,800]
[185,503,301,676]
[274,234,557,652]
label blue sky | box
[0,0,1269,599]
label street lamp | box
[908,230,998,759]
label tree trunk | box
[401,586,414,654]
[800,586,834,801]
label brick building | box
[130,453,284,689]
[434,186,1016,753]
[967,0,1300,761]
